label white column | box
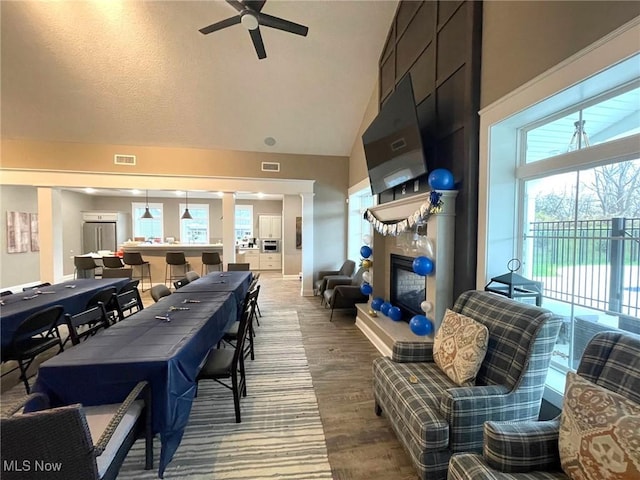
[37,187,64,283]
[300,192,315,296]
[221,193,236,269]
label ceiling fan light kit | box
[200,0,308,60]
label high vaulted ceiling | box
[1,0,398,158]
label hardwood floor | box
[257,273,417,480]
[1,272,417,479]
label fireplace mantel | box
[368,190,457,222]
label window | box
[482,47,640,405]
[235,205,253,242]
[180,203,209,244]
[348,186,375,262]
[132,202,163,241]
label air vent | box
[261,162,280,172]
[114,154,136,166]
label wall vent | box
[114,154,136,166]
[261,162,280,172]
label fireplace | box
[390,254,426,322]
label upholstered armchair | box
[372,291,563,480]
[322,267,368,320]
[314,259,356,297]
[448,330,640,480]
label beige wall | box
[62,190,97,276]
[347,2,640,192]
[282,195,302,276]
[481,1,640,108]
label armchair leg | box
[374,401,382,416]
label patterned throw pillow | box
[433,309,489,386]
[559,371,640,480]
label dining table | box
[176,270,253,315]
[29,272,252,478]
[0,278,129,349]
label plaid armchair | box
[372,290,562,480]
[448,331,640,479]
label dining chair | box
[122,252,152,291]
[114,288,144,322]
[221,285,260,361]
[185,270,200,282]
[1,305,65,393]
[101,268,133,279]
[85,286,118,323]
[196,287,257,423]
[227,263,250,271]
[201,251,222,275]
[64,304,110,346]
[1,290,13,297]
[150,284,172,303]
[1,381,153,480]
[173,277,190,290]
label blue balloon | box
[388,306,402,322]
[409,315,434,336]
[360,283,373,295]
[428,168,455,190]
[380,302,392,316]
[360,245,372,259]
[412,256,434,276]
[371,297,384,311]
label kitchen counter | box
[121,244,224,280]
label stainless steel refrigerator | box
[82,212,130,253]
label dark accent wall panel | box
[377,0,482,299]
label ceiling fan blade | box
[199,16,241,35]
[243,0,267,12]
[258,12,308,36]
[249,27,267,59]
[226,0,245,13]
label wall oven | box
[261,239,280,253]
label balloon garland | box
[363,191,444,236]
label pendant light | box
[181,191,193,220]
[141,190,154,219]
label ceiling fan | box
[199,0,309,60]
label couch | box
[372,290,562,480]
[448,330,640,479]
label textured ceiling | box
[1,0,398,157]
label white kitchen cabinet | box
[259,253,281,270]
[259,215,282,239]
[243,250,260,270]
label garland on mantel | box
[363,191,443,236]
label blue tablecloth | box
[30,290,237,478]
[177,271,252,314]
[0,278,129,348]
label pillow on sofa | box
[559,371,640,480]
[433,309,489,386]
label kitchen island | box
[121,244,224,283]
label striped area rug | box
[117,311,333,479]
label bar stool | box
[74,256,99,279]
[122,252,152,292]
[201,251,222,275]
[102,256,124,269]
[165,251,189,287]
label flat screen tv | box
[362,74,427,195]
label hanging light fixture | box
[141,190,154,219]
[181,191,193,220]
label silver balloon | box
[420,300,433,313]
[423,238,435,258]
[362,271,371,283]
[363,234,372,246]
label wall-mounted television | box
[362,74,427,195]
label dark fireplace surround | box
[390,254,426,322]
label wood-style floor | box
[257,272,416,480]
[1,272,417,480]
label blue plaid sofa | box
[372,290,562,480]
[448,330,640,479]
